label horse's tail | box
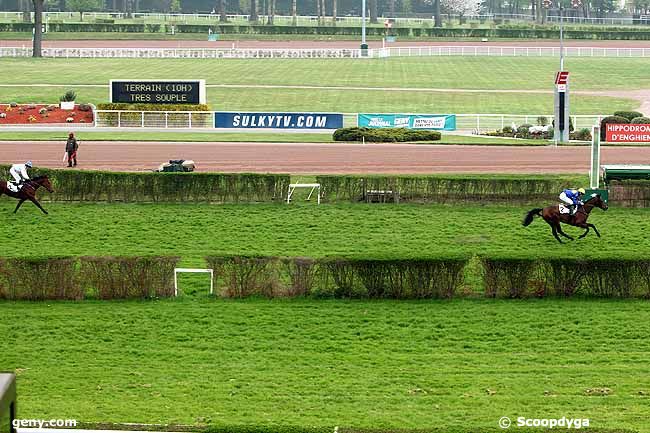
[522,208,543,227]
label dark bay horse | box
[522,194,608,243]
[0,176,54,214]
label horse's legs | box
[551,225,563,243]
[578,225,590,239]
[29,197,48,215]
[13,199,26,214]
[588,223,601,238]
[557,225,574,241]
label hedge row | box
[333,127,441,143]
[608,180,650,207]
[482,257,650,298]
[3,255,650,300]
[5,21,650,39]
[206,256,467,299]
[315,175,585,204]
[0,166,290,203]
[204,255,650,299]
[0,256,179,300]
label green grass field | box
[0,130,562,145]
[0,201,639,265]
[0,57,644,113]
[1,298,649,430]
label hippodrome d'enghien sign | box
[109,80,206,104]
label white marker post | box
[590,125,601,189]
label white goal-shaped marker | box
[287,183,321,204]
[174,268,214,296]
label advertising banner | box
[215,112,343,129]
[357,114,456,130]
[606,123,650,142]
[110,80,205,104]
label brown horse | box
[0,176,54,214]
[522,194,608,243]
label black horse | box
[0,176,54,214]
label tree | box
[441,0,482,16]
[389,0,395,17]
[21,0,32,23]
[219,0,228,22]
[369,0,378,23]
[332,0,337,25]
[32,0,43,57]
[316,0,321,25]
[249,0,258,21]
[291,0,297,25]
[635,0,650,13]
[266,0,275,24]
[65,0,102,21]
[433,0,441,27]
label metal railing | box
[92,110,603,131]
[455,114,604,131]
[3,12,648,26]
[4,45,650,59]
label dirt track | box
[1,141,649,174]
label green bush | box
[600,115,629,140]
[60,90,77,102]
[81,256,179,299]
[333,127,441,143]
[630,116,650,124]
[614,110,644,121]
[0,166,290,204]
[0,257,81,300]
[315,174,585,205]
[570,128,592,141]
[516,124,532,138]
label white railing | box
[91,110,603,131]
[4,45,650,59]
[95,110,214,128]
[0,47,366,59]
[455,114,604,131]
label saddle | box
[558,203,571,214]
[6,181,20,193]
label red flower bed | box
[0,104,94,125]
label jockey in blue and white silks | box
[559,187,585,215]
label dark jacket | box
[65,137,78,153]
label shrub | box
[614,110,643,121]
[60,90,77,102]
[38,108,47,115]
[501,126,513,134]
[77,103,92,112]
[333,127,441,143]
[0,257,81,300]
[0,165,290,203]
[600,116,629,140]
[81,256,179,299]
[630,116,650,124]
[516,124,532,138]
[570,128,592,141]
[536,116,549,126]
[9,102,17,107]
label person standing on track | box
[65,132,79,167]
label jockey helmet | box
[25,160,33,168]
[577,188,586,194]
